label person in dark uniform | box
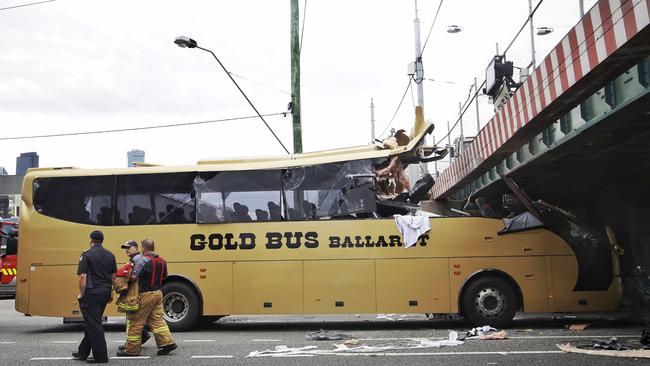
[72,230,117,364]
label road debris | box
[305,330,353,341]
[248,332,463,357]
[568,323,591,331]
[557,343,650,358]
[479,330,508,340]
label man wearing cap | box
[73,230,117,364]
[118,240,151,351]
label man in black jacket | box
[73,230,117,364]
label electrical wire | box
[0,0,55,11]
[299,0,307,54]
[419,0,444,57]
[435,79,486,146]
[228,72,291,95]
[377,78,413,139]
[503,0,545,55]
[0,112,288,141]
[435,0,545,148]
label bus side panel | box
[304,260,375,313]
[28,265,81,317]
[170,262,233,316]
[548,255,613,312]
[449,257,549,313]
[233,261,303,314]
[376,258,450,313]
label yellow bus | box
[15,113,622,331]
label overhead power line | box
[0,112,288,141]
[419,0,445,57]
[0,0,55,12]
[378,78,413,138]
[228,72,291,95]
[299,0,308,54]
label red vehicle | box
[0,220,18,297]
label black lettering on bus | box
[418,234,429,246]
[364,235,374,247]
[342,236,353,248]
[285,232,303,249]
[389,235,402,247]
[354,236,364,247]
[224,233,237,250]
[329,236,341,248]
[376,235,388,247]
[190,234,206,251]
[266,232,283,249]
[208,233,223,250]
[239,233,256,250]
[304,232,319,248]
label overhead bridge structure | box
[431,0,650,303]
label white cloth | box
[394,214,431,249]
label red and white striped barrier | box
[432,0,650,199]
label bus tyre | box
[461,276,518,329]
[161,282,200,332]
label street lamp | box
[536,27,554,36]
[446,25,463,33]
[173,35,290,155]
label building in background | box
[15,152,39,175]
[0,167,7,175]
[127,149,145,167]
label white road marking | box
[31,357,74,360]
[0,341,16,344]
[191,355,234,359]
[251,339,282,342]
[50,341,77,344]
[182,339,215,343]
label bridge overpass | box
[431,0,650,305]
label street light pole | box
[174,36,290,155]
[528,0,536,68]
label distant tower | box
[127,149,145,167]
[0,166,7,175]
[16,152,39,175]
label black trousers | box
[77,291,111,361]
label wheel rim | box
[162,291,189,323]
[475,287,506,317]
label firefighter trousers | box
[124,290,175,355]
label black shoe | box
[142,331,152,346]
[157,343,177,355]
[85,358,108,364]
[71,352,88,361]
[117,344,126,351]
[116,350,139,357]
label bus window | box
[116,173,196,225]
[195,170,282,223]
[33,176,115,225]
[283,160,376,220]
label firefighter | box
[117,240,151,351]
[117,239,177,357]
[73,230,117,364]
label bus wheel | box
[161,282,200,332]
[461,276,518,328]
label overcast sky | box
[0,0,596,174]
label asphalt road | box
[0,298,647,365]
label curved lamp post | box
[174,36,290,155]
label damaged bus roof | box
[26,121,434,176]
